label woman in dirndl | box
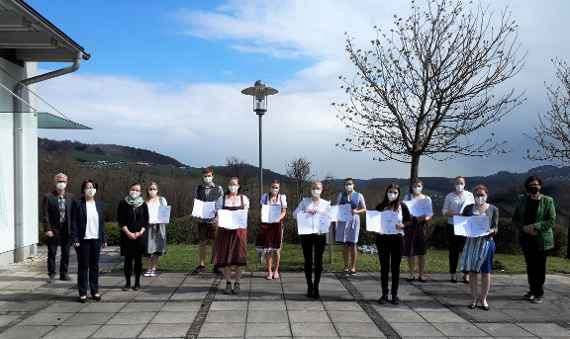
[256,179,287,280]
[143,182,168,277]
[461,185,498,311]
[212,177,249,294]
[334,178,366,275]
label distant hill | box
[39,138,185,167]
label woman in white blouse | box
[294,181,330,299]
[212,177,250,295]
[70,180,107,303]
[442,176,475,284]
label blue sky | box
[32,0,570,180]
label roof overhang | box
[0,0,90,62]
[37,112,91,130]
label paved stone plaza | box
[1,248,569,338]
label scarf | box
[125,195,144,208]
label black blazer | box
[70,197,107,243]
[42,191,74,234]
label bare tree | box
[528,59,570,164]
[333,0,525,189]
[286,157,312,204]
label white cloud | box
[38,0,570,180]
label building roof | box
[0,0,90,62]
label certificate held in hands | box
[365,210,401,234]
[218,209,248,230]
[403,199,432,217]
[261,205,282,223]
[329,204,352,223]
[150,205,171,224]
[191,199,216,219]
[297,212,331,235]
[453,215,490,237]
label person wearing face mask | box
[513,176,556,304]
[192,168,225,274]
[334,178,366,275]
[256,179,287,280]
[70,180,107,303]
[403,179,433,282]
[293,181,330,299]
[375,184,412,305]
[143,182,168,277]
[118,183,149,291]
[442,176,475,283]
[42,173,74,283]
[213,177,250,294]
[460,185,499,311]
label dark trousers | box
[124,253,143,286]
[521,236,547,297]
[47,230,70,277]
[75,239,101,296]
[376,234,403,296]
[447,225,466,274]
[300,234,327,290]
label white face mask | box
[228,185,239,193]
[56,182,67,190]
[85,188,96,198]
[475,196,487,205]
[311,189,322,198]
[130,191,141,199]
[455,184,465,193]
[203,176,213,184]
[345,184,354,192]
[387,192,399,202]
[271,188,279,195]
[148,189,158,198]
[412,186,423,194]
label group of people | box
[43,169,557,309]
[43,174,167,303]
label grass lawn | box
[148,244,570,274]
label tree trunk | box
[409,154,421,193]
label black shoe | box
[312,288,320,299]
[450,278,457,283]
[132,283,141,291]
[531,296,544,304]
[92,293,102,302]
[192,265,206,274]
[378,295,388,304]
[79,295,87,303]
[60,274,71,281]
[224,281,232,294]
[478,304,490,311]
[462,277,470,284]
[122,284,131,291]
[232,282,240,295]
[391,295,401,305]
[523,292,535,301]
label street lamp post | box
[241,80,278,202]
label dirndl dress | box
[256,193,286,254]
[335,191,366,244]
[212,195,248,267]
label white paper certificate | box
[404,198,433,217]
[261,205,282,223]
[366,210,401,234]
[297,212,331,235]
[329,204,353,223]
[191,199,217,219]
[453,215,490,237]
[152,205,171,224]
[218,209,248,230]
[380,211,400,234]
[366,210,382,233]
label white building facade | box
[0,0,90,265]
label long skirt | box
[144,223,167,256]
[461,237,495,273]
[255,222,283,254]
[402,221,427,257]
[212,228,247,267]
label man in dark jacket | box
[42,173,73,282]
